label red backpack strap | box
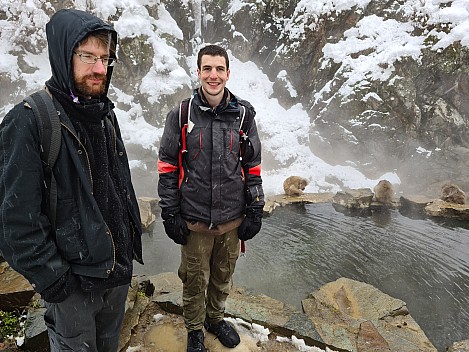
[178,97,192,188]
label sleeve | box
[0,104,69,293]
[241,107,265,210]
[157,106,182,216]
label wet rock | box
[118,276,152,351]
[399,194,433,218]
[302,277,437,352]
[23,307,49,352]
[263,192,335,215]
[357,320,391,352]
[332,189,374,209]
[137,197,157,233]
[227,287,324,349]
[424,199,469,219]
[447,339,469,352]
[264,190,469,222]
[0,262,35,311]
[0,343,13,352]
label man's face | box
[197,54,230,103]
[73,37,109,98]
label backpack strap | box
[178,97,192,188]
[24,90,62,229]
[179,97,193,153]
[239,104,255,163]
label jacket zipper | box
[62,121,116,273]
[107,118,118,272]
[61,123,94,192]
[105,224,116,273]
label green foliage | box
[30,298,42,309]
[0,310,20,338]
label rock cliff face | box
[200,1,469,195]
[2,1,469,195]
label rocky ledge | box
[0,265,453,352]
[263,189,469,221]
[134,191,469,236]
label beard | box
[74,73,107,98]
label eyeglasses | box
[73,52,117,67]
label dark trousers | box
[44,284,129,352]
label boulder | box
[399,194,433,218]
[424,199,469,219]
[0,262,35,311]
[137,196,158,233]
[23,307,49,352]
[118,276,153,351]
[302,277,437,352]
[447,339,469,352]
[332,189,374,209]
[263,192,335,215]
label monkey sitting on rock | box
[440,183,466,205]
[283,176,308,197]
[373,180,394,205]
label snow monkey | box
[283,176,308,196]
[373,180,394,205]
[440,183,466,205]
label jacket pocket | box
[55,199,87,261]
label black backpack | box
[23,89,62,228]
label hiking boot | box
[204,319,240,348]
[187,330,206,352]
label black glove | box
[41,269,79,303]
[238,208,263,241]
[162,213,190,245]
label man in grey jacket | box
[0,9,143,352]
[158,44,265,352]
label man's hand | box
[163,213,190,245]
[238,208,262,241]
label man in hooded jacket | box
[0,9,143,352]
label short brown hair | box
[197,45,229,70]
[78,30,116,57]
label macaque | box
[283,176,308,196]
[440,183,466,205]
[373,180,394,205]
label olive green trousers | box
[178,228,240,331]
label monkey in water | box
[283,176,308,196]
[440,183,466,205]
[373,180,394,205]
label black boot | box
[187,330,206,352]
[204,319,240,348]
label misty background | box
[2,0,469,199]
